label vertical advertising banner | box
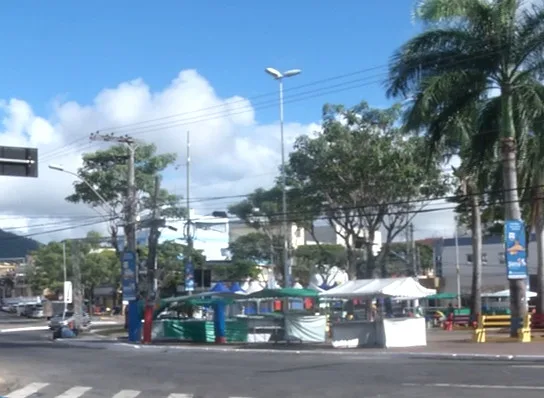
[185,261,195,292]
[504,220,527,280]
[122,251,137,301]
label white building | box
[158,212,230,262]
[229,220,382,253]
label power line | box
[35,42,510,163]
[0,217,119,241]
[0,216,107,232]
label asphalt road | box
[0,310,45,326]
[1,332,544,397]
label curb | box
[53,339,544,362]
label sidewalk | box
[86,328,544,360]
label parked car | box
[29,304,44,319]
[48,311,91,330]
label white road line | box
[403,382,544,390]
[55,386,93,397]
[6,382,50,398]
[511,365,544,368]
[168,394,193,398]
[0,326,49,333]
[112,390,141,398]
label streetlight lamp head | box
[284,69,302,77]
[48,164,65,172]
[265,67,283,79]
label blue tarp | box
[210,281,230,293]
[230,282,244,293]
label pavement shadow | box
[0,340,106,350]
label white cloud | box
[0,70,319,244]
[0,69,459,246]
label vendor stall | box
[320,277,435,349]
[241,288,326,343]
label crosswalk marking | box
[56,386,93,397]
[6,382,49,398]
[2,382,256,398]
[112,390,141,398]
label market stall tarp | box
[284,314,326,342]
[246,288,319,299]
[425,292,457,300]
[482,289,537,298]
[319,277,436,299]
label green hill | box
[0,230,41,258]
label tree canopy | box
[65,143,185,253]
[286,101,449,278]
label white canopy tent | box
[319,277,436,299]
[238,281,265,296]
[482,289,537,299]
[322,277,435,349]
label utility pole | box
[185,131,195,295]
[62,241,67,320]
[410,223,417,276]
[142,175,161,344]
[70,241,83,332]
[90,132,139,342]
[454,216,462,308]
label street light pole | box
[62,241,67,320]
[49,164,119,331]
[454,216,462,308]
[185,131,195,295]
[265,67,301,287]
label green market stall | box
[151,296,249,343]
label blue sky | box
[0,0,418,125]
[0,1,457,242]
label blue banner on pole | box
[185,261,194,292]
[122,251,137,301]
[504,220,527,280]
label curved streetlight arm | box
[48,164,118,218]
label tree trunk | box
[500,88,527,336]
[470,188,482,321]
[536,176,544,314]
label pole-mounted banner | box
[504,220,527,280]
[122,251,137,301]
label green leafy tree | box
[287,101,449,279]
[81,249,119,303]
[386,242,433,276]
[226,232,272,281]
[228,189,286,280]
[139,241,205,297]
[27,242,65,295]
[293,244,347,285]
[387,0,544,326]
[66,144,185,255]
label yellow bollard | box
[473,314,486,343]
[518,314,532,343]
[473,328,486,343]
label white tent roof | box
[319,277,436,299]
[482,289,537,298]
[236,281,264,296]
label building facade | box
[436,234,534,294]
[159,213,230,262]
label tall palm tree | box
[402,97,489,322]
[387,0,544,334]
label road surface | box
[1,331,544,397]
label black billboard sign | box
[0,146,38,178]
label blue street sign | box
[504,220,527,280]
[185,261,194,292]
[122,251,137,301]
